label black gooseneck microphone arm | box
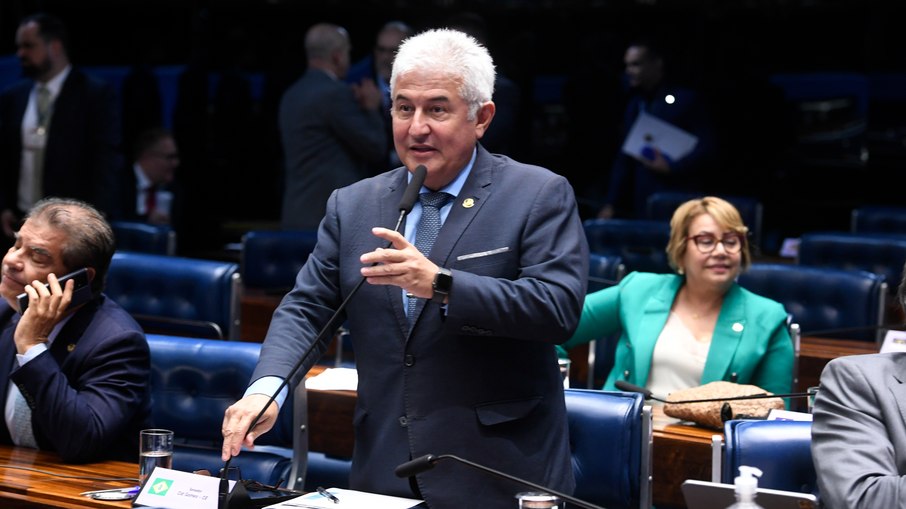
[218,165,427,509]
[395,454,606,509]
[614,380,815,404]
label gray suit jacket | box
[256,145,588,508]
[811,352,906,509]
[278,68,387,230]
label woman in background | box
[562,196,793,398]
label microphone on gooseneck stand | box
[614,380,816,404]
[395,454,606,509]
[218,166,428,509]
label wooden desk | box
[652,419,717,508]
[304,376,717,509]
[0,445,137,508]
[798,335,878,391]
[240,289,283,342]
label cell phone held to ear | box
[17,267,91,313]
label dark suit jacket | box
[811,353,906,509]
[278,68,387,231]
[117,165,185,237]
[605,83,716,218]
[0,297,151,463]
[256,145,588,508]
[0,68,122,219]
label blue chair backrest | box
[585,253,625,388]
[565,389,651,509]
[588,253,625,293]
[851,205,906,235]
[111,220,176,255]
[720,419,817,497]
[241,230,318,292]
[583,219,672,274]
[645,192,764,253]
[106,252,242,340]
[146,334,302,487]
[737,263,886,342]
[797,232,906,297]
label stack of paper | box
[304,368,358,391]
[264,487,424,508]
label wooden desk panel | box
[652,421,717,508]
[798,336,877,391]
[304,378,716,509]
[240,290,283,342]
[255,305,884,508]
[0,445,136,508]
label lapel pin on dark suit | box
[462,198,475,208]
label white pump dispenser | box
[727,465,765,509]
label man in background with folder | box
[596,35,716,219]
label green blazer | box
[563,272,794,396]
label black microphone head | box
[615,380,653,398]
[399,165,427,214]
[394,454,437,478]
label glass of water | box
[516,491,562,508]
[139,429,174,487]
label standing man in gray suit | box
[223,28,587,509]
[811,261,906,509]
[278,22,388,231]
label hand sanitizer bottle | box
[727,465,765,509]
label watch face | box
[434,268,453,292]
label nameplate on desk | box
[880,329,906,353]
[133,467,236,509]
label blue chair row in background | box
[106,252,242,340]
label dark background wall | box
[2,0,905,255]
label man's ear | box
[474,101,496,139]
[85,267,96,284]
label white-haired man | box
[223,29,587,509]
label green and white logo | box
[149,478,173,496]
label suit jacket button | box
[404,354,415,367]
[398,416,408,427]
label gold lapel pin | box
[462,198,475,208]
[67,343,76,352]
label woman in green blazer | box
[563,196,793,397]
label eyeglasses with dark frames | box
[687,232,745,254]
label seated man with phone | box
[0,197,151,462]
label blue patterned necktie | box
[407,192,451,323]
[9,315,37,448]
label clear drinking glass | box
[139,429,174,487]
[516,491,562,509]
[558,358,572,389]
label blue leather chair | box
[712,419,817,498]
[111,220,177,255]
[585,253,625,389]
[737,263,886,342]
[146,334,307,489]
[851,205,906,235]
[583,219,672,274]
[106,252,242,340]
[588,253,625,294]
[565,389,652,509]
[645,192,764,253]
[797,232,906,318]
[240,230,318,293]
[797,232,906,288]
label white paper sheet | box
[621,110,699,162]
[304,368,358,391]
[264,487,424,509]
